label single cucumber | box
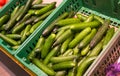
[35,2,56,16]
[52,61,76,71]
[35,36,45,49]
[42,12,69,37]
[62,49,73,56]
[16,0,33,21]
[103,28,115,48]
[69,27,91,48]
[0,14,10,27]
[68,67,77,76]
[76,56,97,76]
[55,18,81,26]
[88,39,103,57]
[70,20,101,31]
[6,34,21,40]
[81,45,90,56]
[32,58,56,76]
[50,55,77,63]
[94,15,104,24]
[30,21,43,34]
[28,9,36,15]
[33,9,54,23]
[5,5,25,30]
[89,20,110,49]
[43,45,60,64]
[10,6,19,19]
[21,25,31,42]
[55,30,65,40]
[78,28,97,49]
[31,3,49,9]
[0,33,18,46]
[60,35,73,54]
[76,13,87,21]
[12,23,25,34]
[84,14,94,22]
[53,29,73,47]
[41,33,56,59]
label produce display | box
[0,0,56,50]
[27,12,116,76]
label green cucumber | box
[41,33,56,59]
[69,27,91,48]
[78,28,97,49]
[32,58,56,76]
[76,56,97,76]
[89,20,110,49]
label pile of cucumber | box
[0,0,56,50]
[28,12,115,76]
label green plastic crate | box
[0,0,28,55]
[15,0,120,76]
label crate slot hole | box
[32,43,35,47]
[29,46,33,51]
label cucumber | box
[35,2,56,16]
[76,56,97,76]
[60,35,73,54]
[103,28,115,48]
[88,39,103,57]
[81,45,90,56]
[31,3,49,9]
[33,9,54,23]
[70,20,101,31]
[53,29,73,47]
[52,61,76,71]
[89,20,110,49]
[94,15,104,24]
[32,58,56,76]
[55,18,81,26]
[41,33,56,59]
[0,15,10,27]
[50,55,77,63]
[76,13,87,21]
[10,6,19,19]
[62,49,73,56]
[69,27,91,48]
[84,14,94,22]
[30,21,43,34]
[78,28,97,49]
[43,45,60,65]
[68,67,76,76]
[0,33,18,46]
[21,25,31,42]
[12,23,26,34]
[6,34,21,40]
